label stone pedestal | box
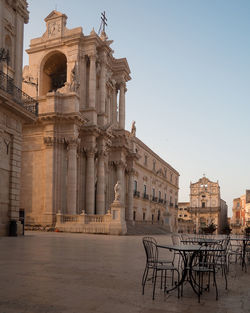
[109,200,127,235]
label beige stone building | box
[231,190,250,234]
[0,0,37,235]
[20,11,179,234]
[177,201,194,233]
[183,176,227,234]
[132,137,179,232]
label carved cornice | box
[81,125,100,137]
[6,0,29,24]
[38,113,86,126]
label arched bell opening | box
[41,52,67,95]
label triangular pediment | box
[44,10,67,22]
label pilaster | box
[118,81,126,129]
[85,146,96,214]
[66,137,79,214]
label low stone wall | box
[55,202,127,235]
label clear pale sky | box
[23,1,250,216]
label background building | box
[0,0,37,236]
[20,11,179,233]
[185,176,227,234]
[177,201,194,233]
[231,190,250,234]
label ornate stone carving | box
[43,136,56,147]
[43,136,66,147]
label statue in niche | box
[114,180,121,202]
[70,63,79,92]
[130,121,136,137]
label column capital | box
[119,81,126,90]
[66,137,80,150]
[98,149,107,159]
[85,146,97,158]
[89,54,97,62]
[127,168,136,176]
[114,160,126,170]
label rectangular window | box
[202,202,205,208]
[159,191,161,199]
[143,212,146,221]
[152,188,155,197]
[144,155,148,166]
[144,185,147,194]
[134,180,137,192]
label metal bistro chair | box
[227,237,243,270]
[192,243,220,303]
[142,237,180,300]
[213,237,229,290]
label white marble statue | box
[114,180,121,201]
[131,121,136,137]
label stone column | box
[112,87,118,126]
[43,136,55,225]
[127,169,134,221]
[66,137,78,214]
[116,161,125,205]
[99,60,106,114]
[89,54,96,108]
[96,150,106,214]
[85,147,96,214]
[106,95,111,124]
[79,55,87,110]
[119,82,126,129]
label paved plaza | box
[0,232,249,313]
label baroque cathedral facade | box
[20,11,179,233]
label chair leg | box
[142,266,149,295]
[152,269,157,300]
[176,270,180,299]
[198,272,201,303]
[213,270,218,300]
[223,266,228,290]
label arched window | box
[41,52,67,95]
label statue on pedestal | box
[114,180,121,202]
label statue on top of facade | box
[130,121,136,137]
[114,180,121,202]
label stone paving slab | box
[0,232,249,313]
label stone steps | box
[126,222,170,235]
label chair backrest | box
[171,234,181,245]
[180,234,188,241]
[196,242,220,268]
[142,237,158,265]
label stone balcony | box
[0,70,38,116]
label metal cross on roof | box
[98,11,108,35]
[101,11,107,31]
